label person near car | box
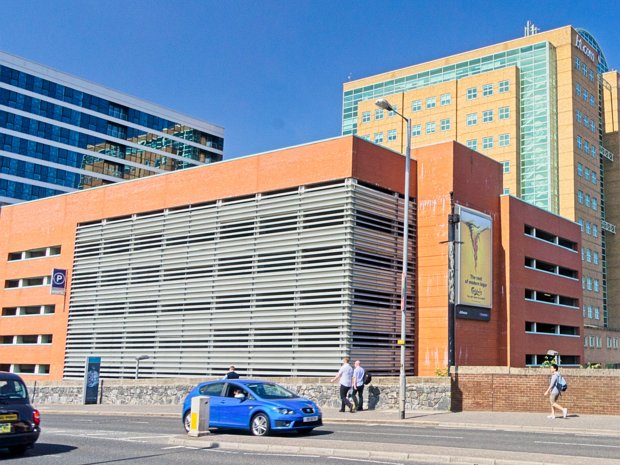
[352,359,365,411]
[543,363,567,419]
[223,365,240,379]
[330,356,355,413]
[233,389,245,399]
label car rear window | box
[0,379,28,404]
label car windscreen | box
[247,383,299,400]
[0,379,29,404]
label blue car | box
[182,379,322,436]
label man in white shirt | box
[331,356,355,412]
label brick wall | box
[451,366,620,414]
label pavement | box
[37,403,620,465]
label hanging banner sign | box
[50,268,67,295]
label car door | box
[197,382,226,425]
[218,383,255,428]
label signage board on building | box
[456,206,492,319]
[50,268,66,295]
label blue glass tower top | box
[0,50,224,205]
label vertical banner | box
[50,268,67,295]
[83,356,101,404]
[456,206,492,319]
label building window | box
[589,69,594,81]
[362,111,371,123]
[585,194,591,208]
[586,249,591,262]
[466,139,477,151]
[482,84,493,96]
[467,87,477,100]
[374,132,383,144]
[584,115,589,127]
[582,63,587,76]
[503,188,510,194]
[577,136,582,149]
[426,121,436,134]
[440,93,451,106]
[482,136,493,149]
[375,109,384,120]
[360,134,370,141]
[499,80,510,93]
[591,120,596,133]
[576,110,582,123]
[411,124,421,137]
[412,100,422,112]
[583,89,588,102]
[577,163,583,177]
[440,118,451,131]
[592,198,597,211]
[387,129,397,141]
[466,113,477,126]
[499,133,510,147]
[591,145,597,158]
[388,105,398,117]
[594,280,599,293]
[482,110,494,123]
[593,225,598,237]
[499,106,510,120]
[426,97,436,109]
[576,83,581,96]
[584,167,590,181]
[593,252,599,265]
[587,277,592,290]
[501,161,510,173]
[590,95,595,106]
[585,140,590,153]
[585,222,591,234]
[575,57,581,69]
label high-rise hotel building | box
[0,51,224,205]
[343,25,620,367]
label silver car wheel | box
[251,413,270,436]
[183,411,191,433]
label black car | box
[0,372,40,455]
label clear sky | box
[2,0,619,159]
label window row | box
[582,276,600,293]
[575,57,596,82]
[576,136,597,158]
[576,162,598,185]
[0,363,50,375]
[577,190,598,212]
[575,110,597,134]
[575,83,596,107]
[524,225,578,251]
[524,289,578,307]
[524,257,578,279]
[0,334,52,344]
[581,247,600,265]
[8,246,61,261]
[466,106,511,126]
[4,275,51,289]
[1,305,55,317]
[465,134,511,151]
[583,304,601,320]
[577,218,599,237]
[466,80,510,100]
[525,322,579,336]
[607,337,620,349]
[526,354,579,366]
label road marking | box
[328,458,403,465]
[337,429,463,439]
[161,446,186,449]
[536,440,620,449]
[127,421,149,424]
[245,453,321,458]
[123,435,177,440]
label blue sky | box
[2,0,619,159]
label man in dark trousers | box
[352,359,366,411]
[224,365,240,379]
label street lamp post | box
[135,355,150,380]
[375,98,411,420]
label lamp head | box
[375,98,394,112]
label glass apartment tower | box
[342,25,620,367]
[0,51,224,205]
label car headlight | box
[273,407,295,415]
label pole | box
[135,359,140,380]
[448,192,456,367]
[398,116,411,420]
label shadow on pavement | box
[1,442,76,458]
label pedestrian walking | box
[223,365,240,379]
[352,360,365,411]
[331,356,355,413]
[543,363,567,419]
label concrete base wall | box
[451,366,620,415]
[29,376,451,411]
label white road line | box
[244,453,321,458]
[328,458,403,465]
[536,440,620,449]
[337,429,463,439]
[161,446,186,449]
